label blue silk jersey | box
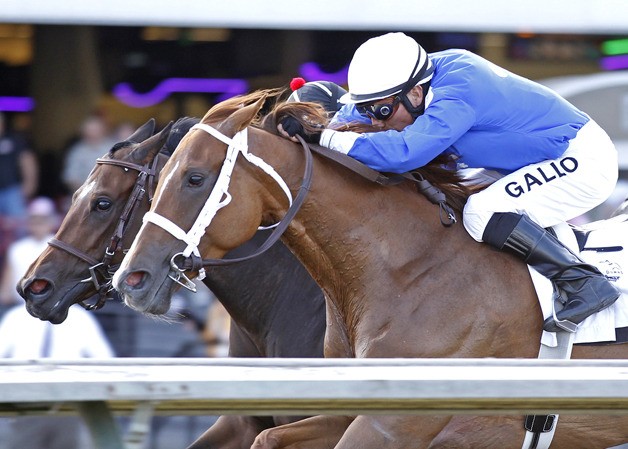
[333,49,590,174]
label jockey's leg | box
[482,212,619,332]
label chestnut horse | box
[17,118,328,449]
[114,90,628,449]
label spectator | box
[202,300,230,357]
[0,112,39,266]
[113,121,137,141]
[61,114,116,194]
[0,301,114,449]
[0,112,38,219]
[0,303,115,359]
[0,197,58,306]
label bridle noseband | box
[143,123,313,292]
[47,154,159,310]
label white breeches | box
[463,119,618,242]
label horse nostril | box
[28,279,50,295]
[125,271,145,288]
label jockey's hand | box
[277,116,322,144]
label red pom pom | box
[290,77,306,91]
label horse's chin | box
[121,274,174,316]
[26,302,70,325]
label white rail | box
[2,358,628,415]
[2,358,628,449]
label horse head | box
[114,89,295,314]
[18,119,172,323]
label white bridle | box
[142,123,293,290]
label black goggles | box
[356,96,401,121]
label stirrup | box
[543,297,578,333]
[544,316,578,333]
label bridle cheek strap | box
[143,124,293,285]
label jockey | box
[285,77,347,113]
[283,32,620,333]
[278,77,348,139]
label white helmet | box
[340,32,434,104]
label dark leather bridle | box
[47,154,160,310]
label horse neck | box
[200,235,326,357]
[249,130,470,314]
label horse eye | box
[95,198,112,211]
[188,174,204,186]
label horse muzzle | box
[113,267,172,315]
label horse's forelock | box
[109,140,135,155]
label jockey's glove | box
[279,116,322,144]
[319,129,360,155]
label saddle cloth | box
[532,214,628,347]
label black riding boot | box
[483,212,620,332]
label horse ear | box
[129,121,174,164]
[126,118,156,143]
[223,96,266,134]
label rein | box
[307,143,456,226]
[48,155,159,310]
[144,124,312,291]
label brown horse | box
[17,117,328,449]
[113,91,628,449]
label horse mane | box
[201,87,287,125]
[262,100,484,214]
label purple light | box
[113,78,250,108]
[299,62,348,86]
[1,62,348,112]
[0,97,34,112]
[600,55,628,71]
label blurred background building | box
[0,0,627,205]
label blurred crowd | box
[0,110,230,449]
[0,109,230,354]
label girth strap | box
[520,330,575,449]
